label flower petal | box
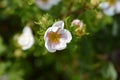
[50,0,61,5]
[58,29,72,43]
[71,19,83,29]
[23,26,32,35]
[103,6,115,16]
[44,27,52,40]
[53,39,67,50]
[51,26,59,32]
[71,19,80,26]
[22,36,34,50]
[115,1,120,13]
[18,26,34,50]
[44,26,61,40]
[99,2,109,9]
[18,33,34,50]
[52,21,64,30]
[99,2,115,16]
[36,0,53,10]
[45,41,56,53]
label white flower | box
[0,74,8,80]
[44,21,72,53]
[99,0,120,16]
[18,26,34,50]
[71,19,83,29]
[35,0,61,10]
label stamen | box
[47,31,61,44]
[109,0,116,6]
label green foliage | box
[0,0,119,80]
[102,63,117,80]
[0,37,6,55]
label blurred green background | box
[0,0,120,80]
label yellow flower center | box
[109,0,116,6]
[41,0,48,3]
[47,32,61,44]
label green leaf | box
[0,36,6,55]
[102,63,117,80]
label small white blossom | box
[44,21,72,53]
[18,26,34,50]
[0,74,8,80]
[71,19,83,29]
[99,0,120,16]
[36,0,61,10]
